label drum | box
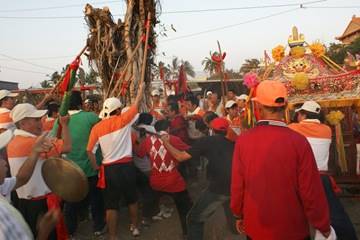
[42,157,89,202]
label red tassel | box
[46,194,68,240]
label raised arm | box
[160,134,191,162]
[133,81,145,110]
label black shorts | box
[17,198,56,239]
[103,162,138,210]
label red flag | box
[177,65,189,95]
[59,58,81,94]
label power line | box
[0,1,120,13]
[161,7,300,43]
[0,53,57,71]
[305,6,360,9]
[0,55,73,61]
[0,66,49,75]
[162,0,326,14]
[0,1,326,20]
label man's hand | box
[59,115,70,126]
[160,133,170,142]
[33,133,53,154]
[235,218,245,234]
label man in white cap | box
[236,94,248,114]
[0,130,61,239]
[224,100,242,141]
[0,89,18,132]
[289,101,357,239]
[150,89,165,120]
[87,82,145,239]
[7,103,71,239]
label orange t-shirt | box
[225,116,243,142]
[41,116,56,132]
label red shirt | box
[231,121,330,239]
[170,115,189,144]
[137,135,189,193]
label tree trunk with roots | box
[84,0,158,109]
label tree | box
[182,60,195,78]
[40,71,61,88]
[84,68,99,85]
[40,80,52,88]
[167,57,195,79]
[327,36,360,64]
[327,43,346,64]
[239,58,260,74]
[202,52,217,76]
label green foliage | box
[327,36,360,64]
[202,51,217,75]
[239,58,260,74]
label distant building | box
[0,80,19,90]
[336,15,360,45]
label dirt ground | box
[74,173,360,240]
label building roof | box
[0,80,19,91]
[336,15,360,41]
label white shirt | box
[0,177,17,202]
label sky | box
[0,0,358,88]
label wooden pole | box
[217,41,226,108]
[50,45,88,95]
[109,38,143,98]
[139,12,151,86]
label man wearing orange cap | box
[231,80,334,240]
[161,117,235,240]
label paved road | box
[74,174,360,240]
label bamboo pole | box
[109,38,143,98]
[139,12,151,87]
[115,12,151,99]
[217,41,226,108]
[50,45,88,95]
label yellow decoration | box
[309,42,325,58]
[325,110,347,172]
[272,45,285,62]
[290,46,305,58]
[291,73,309,90]
[288,26,305,47]
[326,111,344,126]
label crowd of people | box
[0,79,358,240]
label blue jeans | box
[187,188,229,240]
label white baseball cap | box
[295,101,321,114]
[10,103,47,123]
[0,129,14,149]
[0,90,18,101]
[225,100,237,109]
[237,94,248,101]
[100,97,122,119]
[151,89,160,96]
[206,91,213,96]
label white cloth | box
[0,177,17,202]
[314,226,337,240]
[0,195,33,239]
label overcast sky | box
[0,0,358,88]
